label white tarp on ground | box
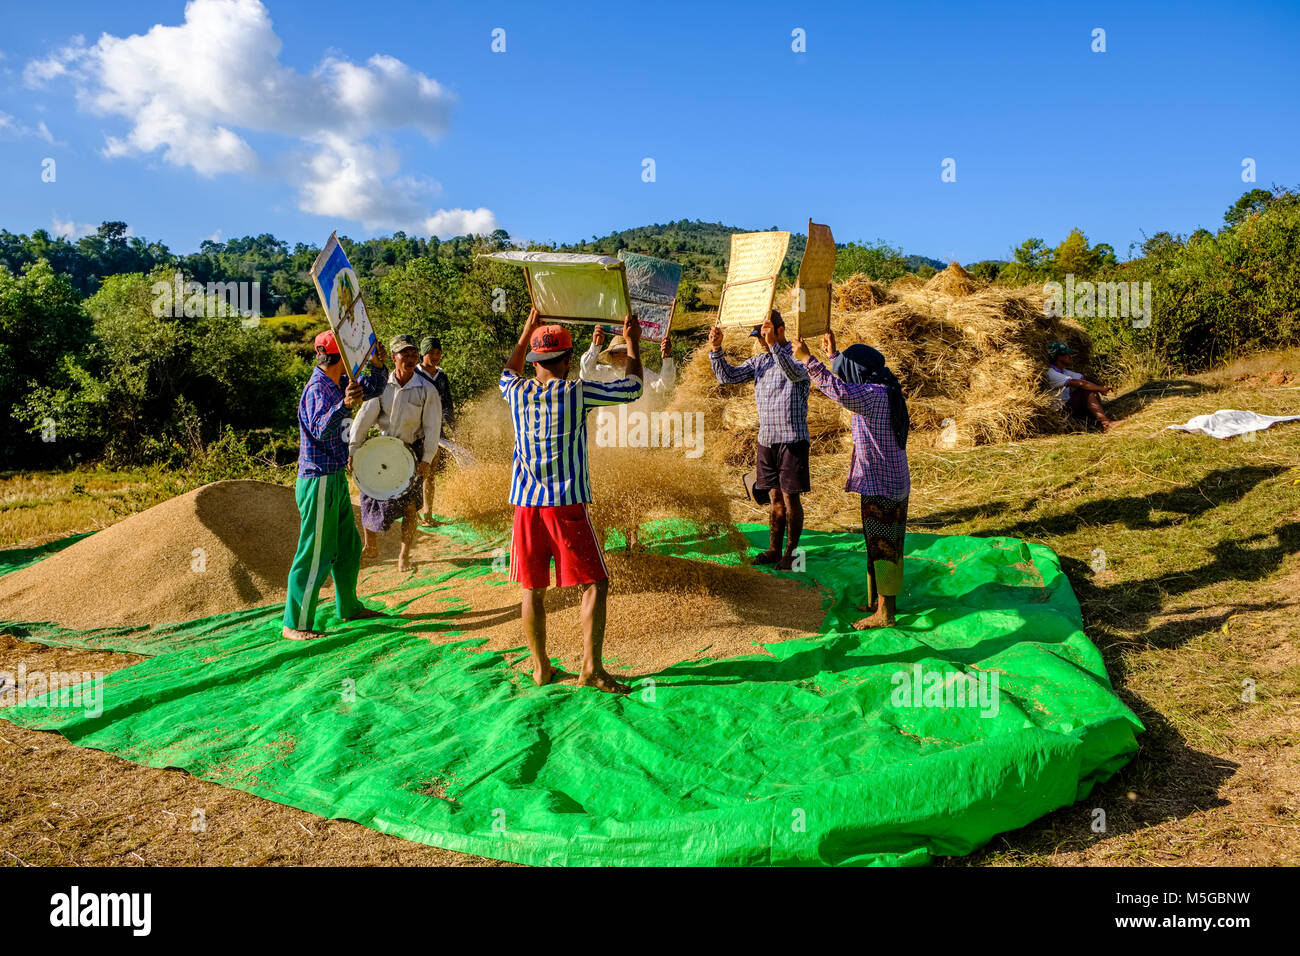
[1166,409,1300,439]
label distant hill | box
[905,254,947,273]
[555,218,944,308]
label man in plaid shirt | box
[282,330,388,641]
[708,309,810,570]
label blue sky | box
[1,0,1297,261]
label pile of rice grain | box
[0,480,302,630]
[404,550,828,675]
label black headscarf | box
[832,344,909,450]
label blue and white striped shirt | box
[500,369,643,506]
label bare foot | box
[577,670,630,695]
[753,549,781,565]
[532,662,559,686]
[282,626,326,641]
[343,607,385,621]
[397,556,415,572]
[418,513,437,526]
[852,610,895,630]
[361,545,379,560]
[775,554,796,571]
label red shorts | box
[509,503,608,590]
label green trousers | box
[283,472,364,631]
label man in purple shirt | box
[708,309,810,570]
[282,330,388,641]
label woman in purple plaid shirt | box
[793,330,911,629]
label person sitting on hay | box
[708,309,810,571]
[348,334,443,572]
[1045,341,1115,430]
[792,331,911,629]
[500,308,644,694]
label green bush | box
[21,270,301,465]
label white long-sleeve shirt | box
[349,370,443,463]
[579,341,677,439]
[579,342,675,397]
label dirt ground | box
[0,521,829,866]
[3,350,1299,866]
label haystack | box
[670,279,1092,466]
[0,481,301,629]
[832,282,1088,448]
[924,262,978,297]
[834,273,894,311]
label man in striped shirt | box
[500,308,643,693]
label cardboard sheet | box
[717,231,790,328]
[792,220,835,339]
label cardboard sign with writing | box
[717,231,790,328]
[791,220,835,339]
[479,251,631,326]
[310,232,377,379]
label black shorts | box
[755,440,810,495]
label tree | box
[1013,238,1048,270]
[22,270,299,463]
[0,260,91,466]
[1224,188,1275,227]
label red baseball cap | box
[314,330,340,355]
[525,324,572,363]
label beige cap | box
[598,335,630,365]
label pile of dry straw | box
[434,393,747,550]
[671,263,1090,455]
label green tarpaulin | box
[0,522,1141,866]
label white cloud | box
[423,208,499,237]
[0,110,58,144]
[52,216,97,240]
[24,0,492,237]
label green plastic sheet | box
[0,523,1141,866]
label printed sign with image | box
[310,232,377,379]
[618,251,680,342]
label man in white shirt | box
[580,325,675,432]
[349,334,443,571]
[1045,341,1115,430]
